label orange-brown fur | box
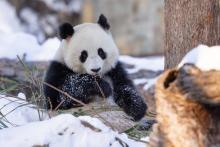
[150,64,220,147]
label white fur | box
[54,23,119,76]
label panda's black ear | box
[97,14,110,30]
[59,23,74,39]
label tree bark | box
[165,0,220,68]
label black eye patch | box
[98,48,106,60]
[79,50,88,63]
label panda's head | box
[56,14,119,76]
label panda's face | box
[61,23,119,76]
[79,47,107,75]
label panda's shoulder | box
[107,62,125,74]
[45,61,74,80]
[48,61,72,72]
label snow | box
[133,78,149,85]
[0,114,146,147]
[120,56,163,90]
[0,0,22,34]
[0,0,61,61]
[143,77,158,90]
[0,32,60,61]
[0,94,146,147]
[20,8,39,34]
[19,7,47,41]
[42,0,82,12]
[120,55,164,73]
[178,44,220,70]
[133,77,158,90]
[0,94,48,127]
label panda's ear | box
[97,14,110,30]
[59,23,74,39]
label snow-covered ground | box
[0,0,60,61]
[0,1,22,34]
[42,0,81,13]
[0,94,147,147]
[120,55,164,73]
[0,33,60,61]
[0,94,48,128]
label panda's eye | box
[98,48,106,60]
[79,50,88,63]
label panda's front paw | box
[95,77,112,97]
[114,86,147,121]
[126,95,147,121]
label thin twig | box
[94,75,112,112]
[54,100,65,111]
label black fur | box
[44,61,147,121]
[107,62,147,121]
[59,74,112,109]
[97,14,110,30]
[98,48,107,59]
[59,23,74,39]
[43,61,74,108]
[79,50,88,63]
[44,61,112,109]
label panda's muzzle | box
[91,68,101,73]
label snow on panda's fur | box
[43,14,147,121]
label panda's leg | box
[107,62,147,121]
[43,61,74,109]
[94,76,112,98]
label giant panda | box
[44,14,147,121]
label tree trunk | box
[165,0,220,69]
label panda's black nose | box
[91,68,101,73]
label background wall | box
[7,0,164,56]
[86,0,164,56]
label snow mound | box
[0,95,146,147]
[0,32,60,61]
[120,55,164,73]
[42,0,82,12]
[0,94,48,127]
[0,114,146,147]
[0,0,22,34]
[178,44,220,70]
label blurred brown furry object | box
[150,64,220,147]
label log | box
[150,64,220,147]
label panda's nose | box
[91,68,101,73]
